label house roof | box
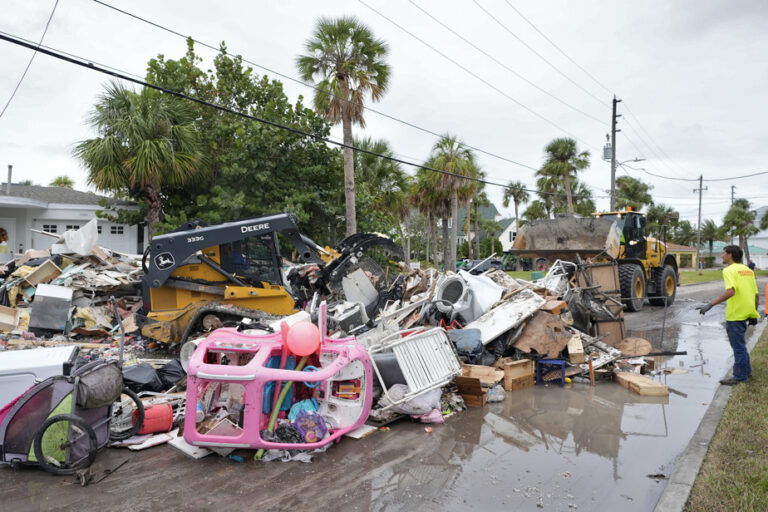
[457,203,500,227]
[0,184,133,207]
[667,242,697,251]
[497,218,515,230]
[705,240,768,255]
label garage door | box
[32,220,136,254]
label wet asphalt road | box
[2,278,766,512]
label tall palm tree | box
[74,82,203,240]
[523,200,548,222]
[49,176,74,188]
[538,137,590,214]
[723,198,759,262]
[616,175,653,211]
[429,135,477,272]
[503,181,529,270]
[535,175,558,218]
[296,17,390,236]
[473,190,491,258]
[700,219,723,260]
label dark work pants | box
[725,320,751,381]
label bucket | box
[134,402,173,435]
[531,271,544,280]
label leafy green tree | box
[760,210,768,231]
[671,220,697,246]
[645,203,679,238]
[538,137,590,214]
[145,41,342,243]
[535,175,558,218]
[74,82,203,240]
[297,16,390,236]
[523,200,548,222]
[616,176,653,211]
[503,181,529,269]
[49,176,74,188]
[18,179,35,186]
[700,219,724,258]
[723,198,759,262]
[428,135,478,271]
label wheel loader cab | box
[219,234,282,286]
[593,211,647,260]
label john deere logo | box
[154,252,175,270]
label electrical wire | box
[357,0,598,151]
[2,31,599,203]
[407,0,606,125]
[0,0,59,119]
[471,0,609,108]
[503,0,614,97]
[91,0,538,172]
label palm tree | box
[296,17,390,237]
[535,175,558,218]
[523,200,548,222]
[723,198,759,262]
[74,82,203,240]
[700,219,723,261]
[428,135,477,272]
[49,176,74,188]
[538,137,590,214]
[616,175,653,211]
[473,190,491,258]
[503,181,529,270]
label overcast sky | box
[2,0,767,226]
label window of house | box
[42,224,57,233]
[65,225,80,231]
[97,226,102,234]
[110,226,124,235]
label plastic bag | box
[123,363,164,393]
[487,385,505,403]
[292,409,328,443]
[157,359,185,389]
[378,384,442,415]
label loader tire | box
[649,265,677,307]
[619,264,645,312]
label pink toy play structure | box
[184,302,373,451]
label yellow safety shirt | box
[723,263,759,321]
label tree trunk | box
[449,187,459,272]
[442,216,450,270]
[514,201,521,271]
[398,223,410,268]
[429,212,439,269]
[563,174,575,213]
[740,234,751,263]
[145,183,163,242]
[466,197,473,259]
[474,201,480,258]
[342,117,356,237]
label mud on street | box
[2,277,765,512]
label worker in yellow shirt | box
[697,245,760,385]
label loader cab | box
[593,210,647,260]
[219,233,283,286]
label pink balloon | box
[285,321,321,356]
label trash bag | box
[487,385,505,403]
[122,363,164,393]
[76,361,123,409]
[292,410,328,443]
[378,384,442,415]
[157,359,185,389]
[449,328,485,364]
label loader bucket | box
[512,216,622,260]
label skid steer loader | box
[137,213,403,345]
[510,209,678,312]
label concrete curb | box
[653,320,767,512]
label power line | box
[3,31,596,204]
[357,0,598,151]
[407,0,606,125]
[471,0,608,108]
[503,0,614,97]
[620,163,699,182]
[0,0,59,119]
[91,0,537,172]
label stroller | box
[0,299,145,475]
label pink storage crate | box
[184,313,373,451]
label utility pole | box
[695,175,707,275]
[609,96,622,211]
[730,185,735,244]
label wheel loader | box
[510,209,678,312]
[137,213,403,345]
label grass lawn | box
[686,325,768,511]
[679,269,768,285]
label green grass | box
[686,327,768,511]
[679,269,768,285]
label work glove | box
[748,317,758,326]
[696,303,713,315]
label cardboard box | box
[0,305,20,332]
[503,359,534,391]
[456,376,488,407]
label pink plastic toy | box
[184,302,373,451]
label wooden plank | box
[462,364,504,386]
[455,376,488,407]
[566,334,585,364]
[614,371,669,396]
[541,300,567,315]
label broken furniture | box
[536,359,566,387]
[500,359,535,392]
[367,327,462,410]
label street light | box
[611,158,645,210]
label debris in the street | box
[455,376,488,407]
[614,371,670,396]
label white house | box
[498,218,518,252]
[751,206,768,252]
[0,183,145,262]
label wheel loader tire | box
[619,264,645,312]
[649,265,677,307]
